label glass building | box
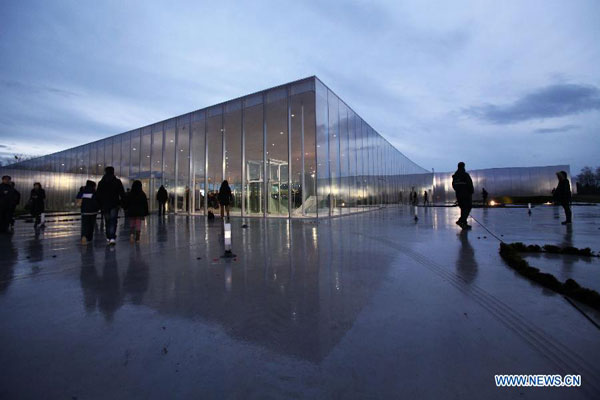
[433,165,572,203]
[2,77,433,217]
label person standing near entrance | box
[423,190,429,206]
[218,180,233,221]
[452,162,474,230]
[156,185,168,216]
[96,166,125,245]
[28,182,46,228]
[554,171,572,225]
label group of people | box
[408,188,430,206]
[451,162,572,230]
[1,176,45,233]
[76,166,149,245]
[77,168,232,245]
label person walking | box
[423,190,429,206]
[28,182,46,228]
[452,162,474,230]
[95,166,125,245]
[554,171,572,225]
[8,182,20,232]
[218,180,233,220]
[123,180,149,243]
[156,185,168,216]
[482,188,488,207]
[80,180,99,244]
[0,176,15,233]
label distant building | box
[433,165,571,203]
[1,77,432,217]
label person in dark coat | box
[0,176,15,233]
[482,188,489,207]
[452,162,474,230]
[9,182,20,232]
[123,180,148,243]
[423,190,429,206]
[28,182,46,228]
[218,180,233,220]
[80,180,99,244]
[554,171,572,225]
[156,185,168,216]
[95,166,125,245]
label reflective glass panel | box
[243,97,263,216]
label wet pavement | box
[0,205,599,399]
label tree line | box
[575,166,600,194]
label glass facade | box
[432,165,572,203]
[3,77,433,216]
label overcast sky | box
[1,0,599,174]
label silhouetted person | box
[218,180,233,220]
[80,180,99,244]
[96,166,125,245]
[0,176,16,233]
[28,182,46,228]
[481,188,488,207]
[452,162,474,230]
[555,170,572,225]
[123,180,149,243]
[423,190,429,206]
[156,185,168,216]
[8,182,20,232]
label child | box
[80,180,99,244]
[124,180,149,243]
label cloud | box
[465,84,600,124]
[534,124,580,134]
[0,80,79,98]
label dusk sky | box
[1,0,599,174]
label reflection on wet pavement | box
[0,205,599,399]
